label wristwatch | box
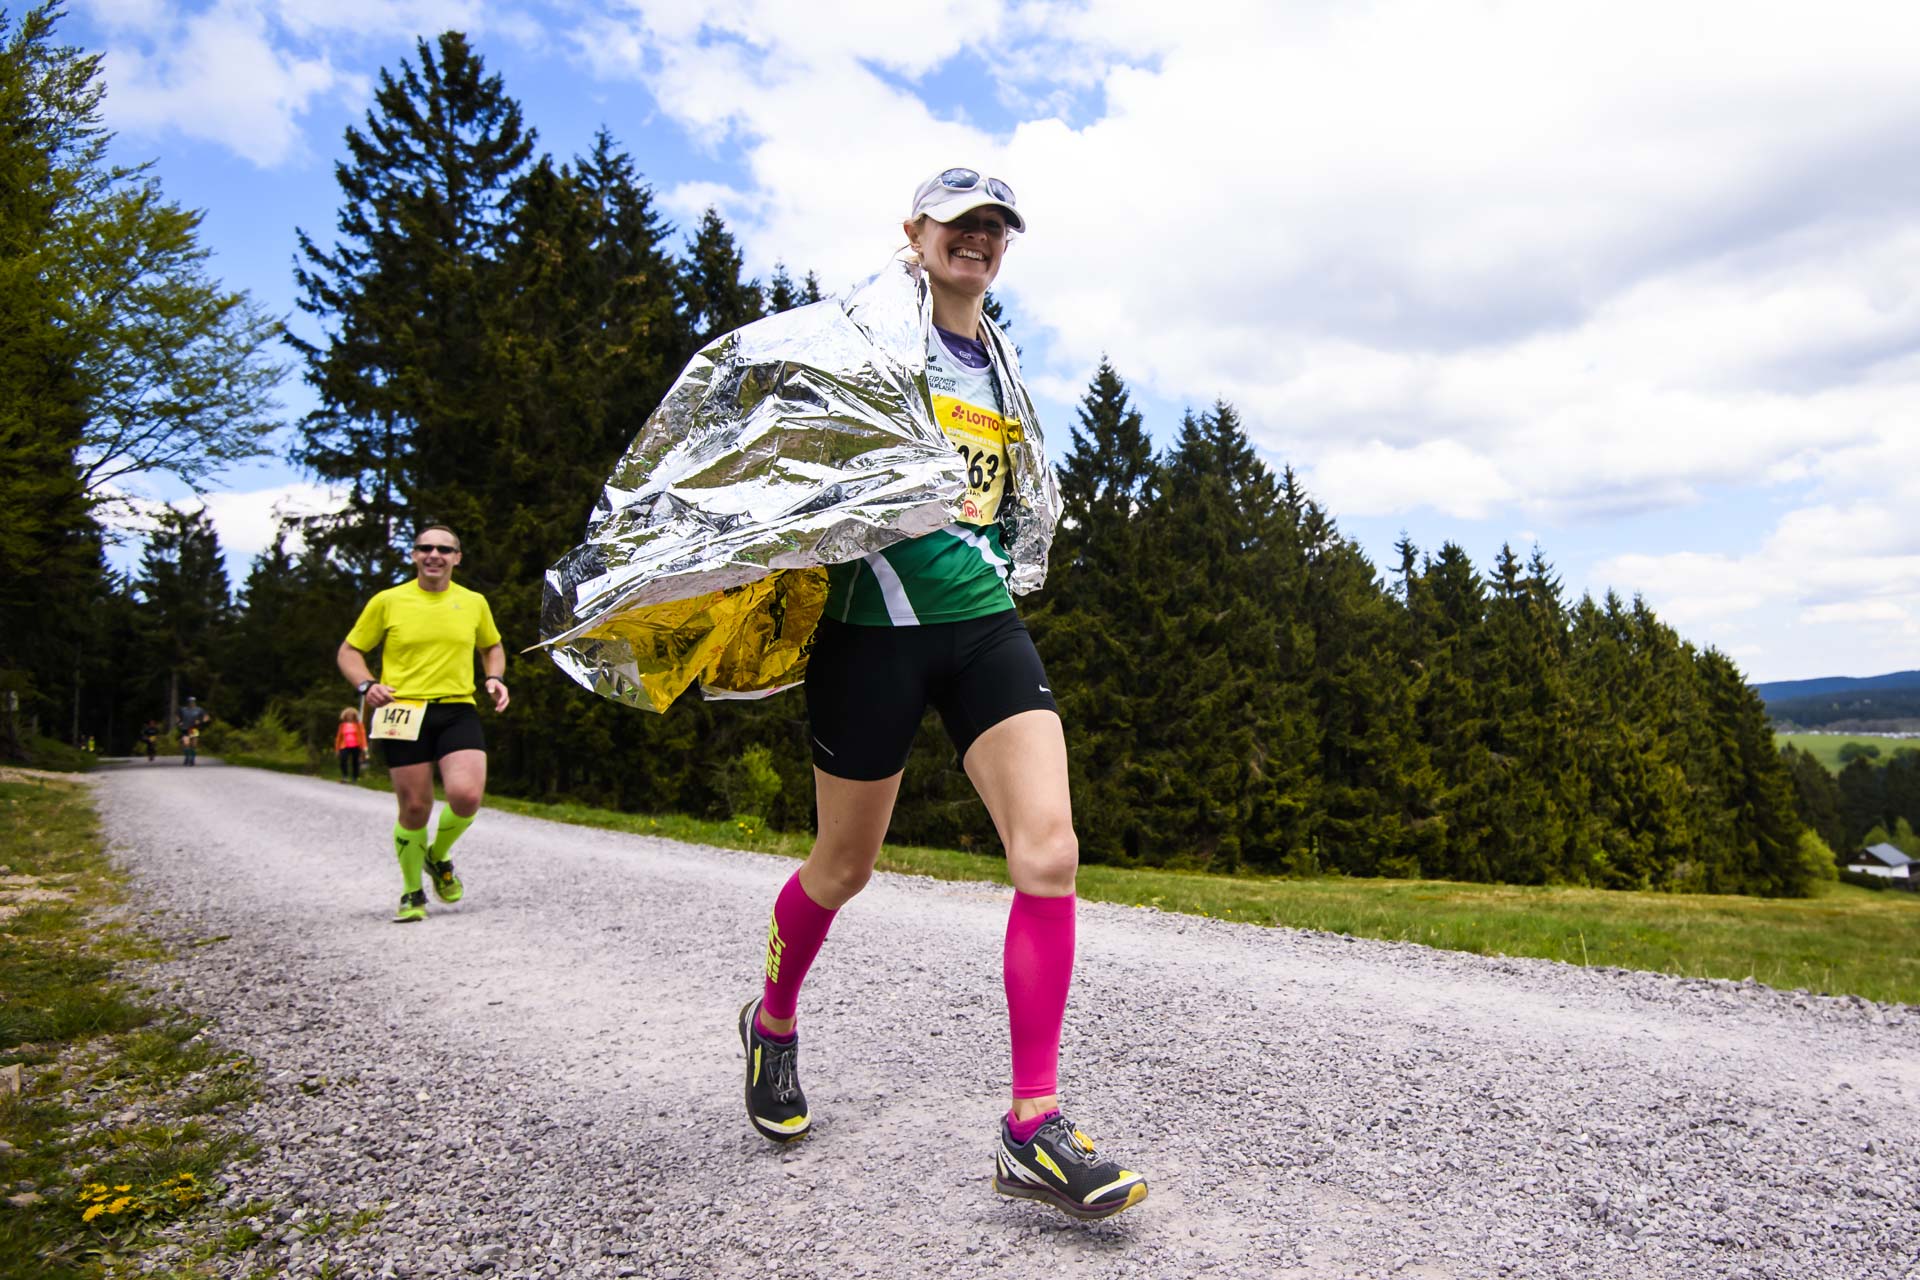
[484,676,507,688]
[355,679,374,696]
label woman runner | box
[738,167,1149,1222]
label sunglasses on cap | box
[937,168,1016,206]
[414,542,459,555]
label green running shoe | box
[393,889,427,923]
[738,998,810,1143]
[425,858,463,904]
[994,1113,1148,1221]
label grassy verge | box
[13,736,98,773]
[471,795,1920,1006]
[1775,730,1920,772]
[0,772,261,1278]
[250,764,1920,1006]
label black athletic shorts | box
[805,610,1057,781]
[377,701,486,768]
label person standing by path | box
[336,525,509,922]
[335,708,366,783]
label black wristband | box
[355,679,374,696]
[484,675,507,688]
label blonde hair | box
[340,707,361,722]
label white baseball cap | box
[908,167,1025,233]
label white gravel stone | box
[90,763,1920,1280]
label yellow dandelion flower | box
[107,1197,133,1214]
[83,1204,106,1222]
[113,1184,131,1192]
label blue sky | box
[68,0,1920,683]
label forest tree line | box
[3,18,1833,896]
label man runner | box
[177,697,210,766]
[337,525,509,922]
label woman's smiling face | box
[907,207,1008,299]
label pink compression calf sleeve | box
[1004,890,1076,1099]
[761,871,839,1022]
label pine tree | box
[680,208,762,347]
[476,136,698,801]
[1119,405,1316,871]
[1836,756,1884,850]
[1696,648,1808,895]
[1780,744,1845,853]
[1301,479,1434,877]
[292,31,535,576]
[765,262,814,313]
[136,507,231,727]
[223,534,360,728]
[1025,360,1158,863]
[1473,544,1588,883]
[1410,541,1500,880]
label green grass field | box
[220,757,1920,1006]
[466,792,1920,1006]
[1775,731,1920,772]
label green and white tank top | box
[824,324,1016,626]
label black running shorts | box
[377,701,487,768]
[805,610,1058,781]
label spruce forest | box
[4,20,1840,897]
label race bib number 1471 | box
[369,699,427,742]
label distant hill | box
[1755,670,1920,730]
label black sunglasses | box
[414,543,459,555]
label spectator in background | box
[335,707,366,783]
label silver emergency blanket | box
[540,251,1061,712]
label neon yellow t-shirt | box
[345,580,502,703]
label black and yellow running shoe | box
[737,998,810,1143]
[393,889,427,923]
[424,857,463,904]
[993,1113,1147,1221]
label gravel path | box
[91,763,1919,1280]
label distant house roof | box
[1857,843,1915,868]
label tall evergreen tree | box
[1300,477,1435,877]
[1836,755,1884,851]
[1025,360,1158,862]
[765,262,811,313]
[1780,744,1845,854]
[679,207,762,347]
[136,507,231,727]
[292,31,535,576]
[477,137,705,802]
[222,533,359,729]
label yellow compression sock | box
[393,825,428,894]
[429,806,475,863]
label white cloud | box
[1801,600,1911,626]
[88,1,355,166]
[567,0,1920,534]
[1306,439,1516,521]
[79,0,546,166]
[197,482,346,559]
[1594,501,1920,657]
